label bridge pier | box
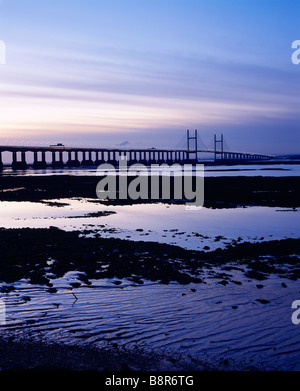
[52,151,65,167]
[66,151,80,167]
[82,151,94,166]
[105,151,115,165]
[137,151,147,165]
[33,151,47,169]
[12,151,28,170]
[95,151,104,166]
[130,151,138,163]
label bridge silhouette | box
[0,130,273,170]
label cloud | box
[0,38,298,152]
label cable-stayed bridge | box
[0,130,273,170]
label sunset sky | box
[0,0,299,153]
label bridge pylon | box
[187,129,198,161]
[214,134,224,161]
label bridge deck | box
[0,144,273,170]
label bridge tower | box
[187,129,198,161]
[214,134,224,161]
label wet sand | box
[0,174,299,371]
[0,330,212,371]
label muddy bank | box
[0,331,211,371]
[0,227,299,287]
[0,175,299,208]
[0,330,264,372]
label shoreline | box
[0,175,299,208]
[0,227,299,286]
[0,330,213,372]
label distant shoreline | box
[1,158,300,170]
[0,174,299,208]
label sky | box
[0,0,299,154]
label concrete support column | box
[12,150,27,170]
[33,150,47,169]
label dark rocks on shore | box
[244,270,268,281]
[255,299,270,304]
[0,175,299,208]
[0,227,299,287]
[47,287,57,294]
[0,285,15,293]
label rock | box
[47,287,57,294]
[29,272,50,286]
[70,282,81,288]
[218,280,229,286]
[245,270,267,281]
[0,285,15,293]
[231,280,242,285]
[255,299,270,304]
[112,280,122,285]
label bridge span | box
[0,131,273,170]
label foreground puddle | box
[0,199,298,251]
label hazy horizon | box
[0,0,299,154]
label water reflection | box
[0,199,298,251]
[1,163,299,177]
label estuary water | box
[1,162,300,177]
[0,163,299,370]
[0,200,299,251]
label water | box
[0,199,298,251]
[3,272,300,370]
[0,163,299,370]
[1,162,299,177]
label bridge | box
[0,130,273,170]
